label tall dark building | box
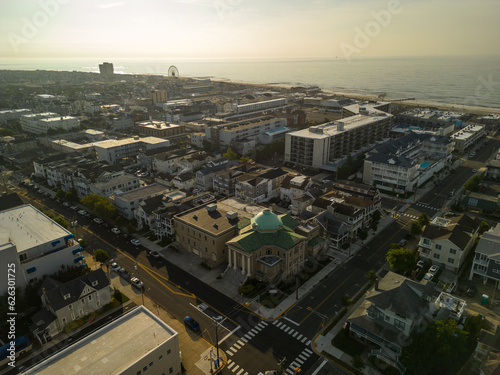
[99,62,114,76]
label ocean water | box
[1,55,499,109]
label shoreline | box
[209,77,500,116]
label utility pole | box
[278,356,287,375]
[306,306,328,330]
[215,319,220,372]
[134,263,145,306]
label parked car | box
[131,239,141,246]
[93,218,104,224]
[130,277,144,289]
[417,260,425,269]
[70,205,79,211]
[110,262,121,272]
[119,268,130,279]
[429,265,440,274]
[78,209,87,215]
[399,239,408,247]
[472,169,477,173]
[63,202,70,207]
[111,228,121,235]
[423,273,434,281]
[184,316,200,331]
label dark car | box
[184,316,200,331]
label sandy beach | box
[210,77,500,116]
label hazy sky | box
[1,0,499,60]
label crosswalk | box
[285,347,314,374]
[272,320,311,346]
[226,320,268,357]
[414,202,438,211]
[226,359,249,375]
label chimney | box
[374,278,379,290]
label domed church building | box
[226,208,308,283]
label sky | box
[0,0,499,60]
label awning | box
[26,267,36,274]
[72,249,81,255]
[73,256,84,263]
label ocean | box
[1,55,499,109]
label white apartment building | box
[233,97,287,114]
[95,137,170,165]
[363,132,454,193]
[0,109,32,123]
[38,116,80,134]
[451,124,486,154]
[90,174,141,197]
[285,111,392,169]
[418,214,479,273]
[110,183,170,220]
[21,112,59,134]
[23,306,182,375]
[206,116,287,150]
[0,205,83,295]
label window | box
[88,294,92,301]
[167,349,171,355]
[423,239,430,245]
[159,355,163,360]
[385,315,391,322]
[81,298,85,304]
[450,249,457,254]
[169,368,173,374]
[68,304,73,310]
[62,317,67,326]
[435,244,442,250]
[149,362,153,367]
[394,319,406,331]
[92,280,98,287]
[448,258,455,264]
[143,366,148,372]
[433,253,440,259]
[137,371,141,375]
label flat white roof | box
[22,306,177,375]
[0,205,71,252]
[40,116,78,122]
[289,112,392,140]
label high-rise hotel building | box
[284,109,392,170]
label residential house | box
[235,167,289,203]
[418,214,480,273]
[469,223,500,286]
[195,158,238,191]
[32,269,111,344]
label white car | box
[70,205,79,211]
[131,277,144,289]
[131,239,141,246]
[78,209,87,215]
[429,265,440,274]
[110,262,121,272]
[111,228,121,235]
[93,218,103,224]
[423,273,434,281]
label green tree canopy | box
[479,221,490,235]
[359,230,368,242]
[56,189,65,199]
[417,213,430,226]
[402,319,469,375]
[223,147,238,160]
[81,194,117,218]
[65,190,78,202]
[411,221,423,236]
[239,156,250,164]
[0,128,15,137]
[386,247,417,274]
[94,249,110,264]
[464,175,481,191]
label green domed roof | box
[251,209,283,233]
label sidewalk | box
[135,212,395,321]
[85,254,219,375]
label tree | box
[223,147,238,160]
[54,217,68,228]
[81,193,102,210]
[402,319,468,375]
[359,229,368,242]
[478,221,490,235]
[351,355,365,370]
[94,200,117,218]
[340,294,352,308]
[56,189,65,199]
[366,270,377,283]
[372,210,381,224]
[464,175,481,191]
[65,189,78,202]
[417,213,430,226]
[94,249,110,264]
[239,156,250,164]
[411,221,423,236]
[386,247,417,274]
